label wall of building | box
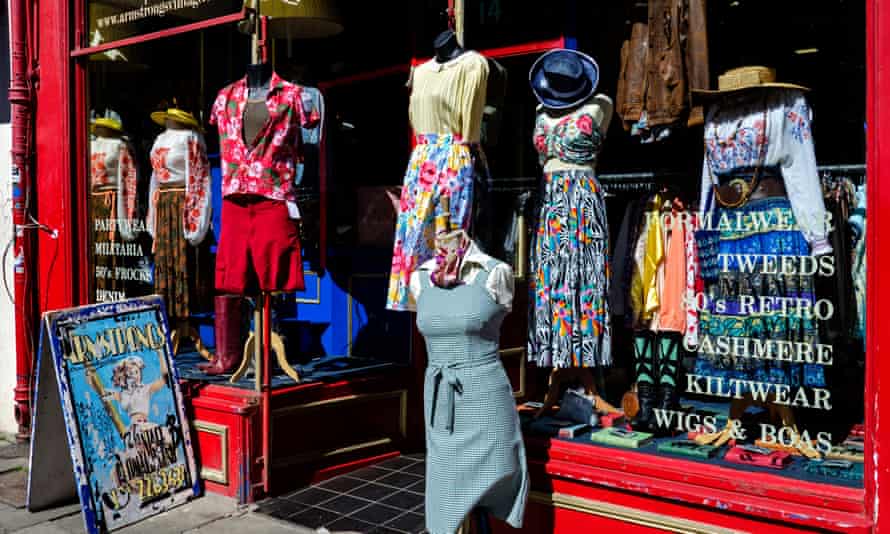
[0,0,18,436]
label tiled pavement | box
[256,455,427,534]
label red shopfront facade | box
[14,0,890,531]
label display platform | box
[175,352,416,503]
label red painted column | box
[8,0,35,439]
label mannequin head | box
[93,125,122,138]
[165,118,190,130]
[433,29,465,63]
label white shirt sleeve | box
[776,92,832,255]
[409,270,422,303]
[485,262,515,312]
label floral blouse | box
[533,104,606,167]
[90,135,138,242]
[147,128,212,245]
[698,90,831,255]
[210,71,318,208]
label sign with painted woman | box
[27,296,199,534]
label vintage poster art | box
[27,296,199,533]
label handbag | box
[723,444,792,470]
[555,388,598,426]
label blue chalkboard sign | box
[27,296,200,533]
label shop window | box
[511,0,868,493]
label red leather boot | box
[199,295,243,375]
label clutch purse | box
[723,444,792,470]
[590,428,653,449]
[657,439,719,459]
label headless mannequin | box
[533,95,618,420]
[692,90,819,458]
[433,29,466,63]
[244,63,272,145]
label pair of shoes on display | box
[625,331,683,434]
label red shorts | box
[215,196,305,294]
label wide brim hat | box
[692,66,810,102]
[90,117,124,133]
[151,108,204,132]
[529,49,599,110]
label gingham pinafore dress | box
[416,261,529,534]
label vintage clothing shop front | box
[21,0,890,531]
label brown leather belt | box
[749,176,786,200]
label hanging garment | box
[695,90,830,389]
[529,102,612,368]
[387,51,490,311]
[414,254,528,534]
[90,135,139,303]
[147,129,212,320]
[850,184,867,341]
[615,0,710,133]
[210,72,316,294]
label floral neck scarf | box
[431,230,470,288]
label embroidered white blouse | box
[90,135,139,242]
[409,240,514,311]
[146,128,212,245]
[119,384,152,417]
[698,90,831,255]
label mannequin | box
[90,111,139,304]
[411,196,528,534]
[433,29,465,63]
[689,67,831,457]
[207,62,316,377]
[527,50,619,418]
[387,30,489,311]
[147,106,213,354]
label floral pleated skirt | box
[386,134,484,311]
[528,169,612,368]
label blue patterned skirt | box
[694,197,825,389]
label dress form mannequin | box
[689,80,831,458]
[531,95,620,419]
[412,196,528,534]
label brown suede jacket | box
[616,0,710,130]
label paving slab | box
[189,512,318,534]
[0,503,81,532]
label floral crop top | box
[533,109,603,167]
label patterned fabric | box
[147,129,212,246]
[416,260,528,534]
[533,111,603,167]
[387,134,483,311]
[430,230,470,289]
[90,136,139,242]
[683,214,700,348]
[529,169,611,368]
[210,72,317,204]
[695,197,825,390]
[153,187,211,321]
[698,90,831,254]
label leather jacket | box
[616,0,710,130]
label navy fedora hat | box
[529,49,599,109]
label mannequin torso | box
[536,94,613,173]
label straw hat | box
[90,109,124,133]
[151,108,204,132]
[692,66,809,101]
